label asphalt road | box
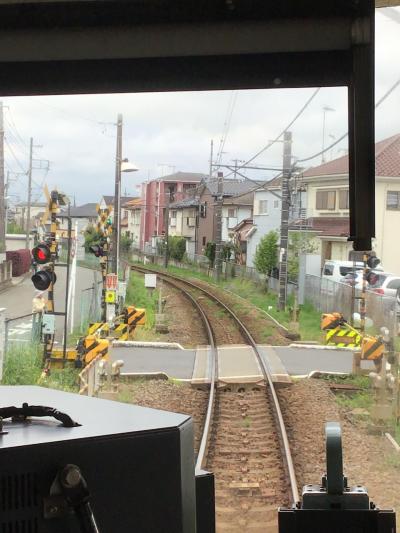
[111,344,368,380]
[112,346,196,379]
[1,266,100,343]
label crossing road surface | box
[111,343,368,381]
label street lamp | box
[321,105,335,164]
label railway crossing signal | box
[32,243,52,264]
[32,269,57,291]
[89,244,105,257]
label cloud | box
[2,7,400,204]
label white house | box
[246,176,282,267]
[290,133,400,274]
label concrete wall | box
[0,261,12,291]
[6,234,34,251]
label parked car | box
[322,260,383,285]
[366,272,400,297]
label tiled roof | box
[123,197,143,208]
[150,171,207,183]
[103,195,137,205]
[224,190,254,205]
[206,179,257,197]
[60,203,98,218]
[302,134,400,178]
[289,216,349,237]
[170,197,200,209]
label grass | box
[138,262,323,342]
[2,342,80,392]
[125,271,159,331]
[320,374,374,412]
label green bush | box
[168,236,186,261]
[254,231,278,275]
[120,234,133,253]
[83,224,103,252]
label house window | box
[339,189,349,209]
[202,236,206,246]
[228,208,237,217]
[258,200,268,214]
[273,200,279,209]
[387,191,400,210]
[316,190,336,210]
[170,210,177,219]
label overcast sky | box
[2,8,400,206]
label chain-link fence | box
[79,280,102,332]
[305,274,399,336]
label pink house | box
[140,171,206,251]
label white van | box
[322,260,383,284]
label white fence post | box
[0,308,6,381]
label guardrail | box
[78,353,104,395]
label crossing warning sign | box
[106,274,118,291]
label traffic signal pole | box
[112,113,123,276]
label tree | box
[120,234,133,253]
[288,231,317,281]
[205,242,216,266]
[83,225,103,252]
[168,236,186,261]
[254,231,279,275]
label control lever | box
[278,422,396,532]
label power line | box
[215,91,238,168]
[297,76,400,164]
[223,87,321,178]
[4,138,27,174]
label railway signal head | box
[31,269,57,291]
[367,255,380,269]
[32,243,51,264]
[89,244,105,257]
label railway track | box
[130,264,298,531]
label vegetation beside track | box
[1,342,80,392]
[133,262,323,342]
[125,271,160,340]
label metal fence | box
[305,274,398,336]
[79,279,102,332]
[127,250,297,294]
[4,312,42,352]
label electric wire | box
[223,87,321,178]
[215,91,238,169]
[297,76,400,164]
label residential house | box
[290,133,400,274]
[140,171,206,252]
[15,201,47,230]
[196,179,256,255]
[99,195,136,221]
[231,218,254,265]
[168,197,199,259]
[246,176,282,267]
[222,190,254,243]
[122,197,142,249]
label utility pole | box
[25,137,33,249]
[278,131,292,311]
[0,102,5,253]
[209,140,214,181]
[214,171,224,280]
[112,113,123,275]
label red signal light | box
[32,244,51,264]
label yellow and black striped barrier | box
[124,306,146,336]
[77,335,109,365]
[321,312,345,331]
[360,335,385,361]
[111,322,129,341]
[87,322,110,337]
[325,326,362,348]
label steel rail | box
[132,267,217,472]
[131,264,299,503]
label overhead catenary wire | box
[223,87,321,178]
[297,76,400,165]
[215,91,238,169]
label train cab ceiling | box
[0,0,378,250]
